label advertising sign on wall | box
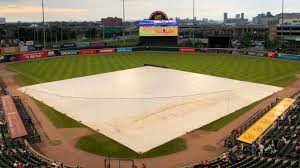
[99,49,116,54]
[48,51,55,57]
[0,47,20,54]
[267,52,276,58]
[256,53,265,57]
[79,50,97,55]
[116,48,133,52]
[179,48,196,52]
[16,51,48,61]
[277,53,300,61]
[60,50,78,56]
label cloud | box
[0,5,87,14]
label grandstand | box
[188,94,300,168]
[0,85,79,168]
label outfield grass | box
[7,52,300,87]
[6,52,300,158]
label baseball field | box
[6,52,300,158]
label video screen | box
[139,20,178,37]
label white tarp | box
[19,67,282,153]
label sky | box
[0,0,299,22]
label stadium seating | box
[0,86,79,168]
[192,97,300,168]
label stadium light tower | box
[281,0,285,47]
[122,0,126,46]
[42,0,46,49]
[192,0,195,47]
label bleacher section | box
[189,96,300,168]
[0,85,80,168]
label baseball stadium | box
[0,5,300,168]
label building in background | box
[277,13,300,26]
[0,18,5,26]
[101,17,123,27]
[0,18,5,24]
[223,13,248,25]
[269,13,300,49]
[253,12,278,26]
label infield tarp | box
[19,67,282,153]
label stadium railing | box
[224,98,281,148]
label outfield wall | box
[1,46,300,63]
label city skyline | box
[0,0,299,22]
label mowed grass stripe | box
[7,52,300,87]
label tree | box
[241,32,255,48]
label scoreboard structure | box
[139,11,178,46]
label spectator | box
[295,141,300,154]
[270,148,278,157]
[13,161,18,167]
[17,162,23,168]
[251,143,256,156]
[281,136,288,145]
[288,116,292,125]
[273,139,278,149]
[258,144,264,156]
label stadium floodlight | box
[42,0,46,50]
[123,0,126,46]
[281,0,285,47]
[192,0,195,47]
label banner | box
[256,53,265,57]
[48,51,56,57]
[267,52,276,58]
[277,53,300,61]
[99,49,115,54]
[0,46,20,54]
[60,50,78,56]
[79,50,97,55]
[116,48,133,52]
[16,51,48,61]
[180,48,196,52]
[237,98,295,144]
